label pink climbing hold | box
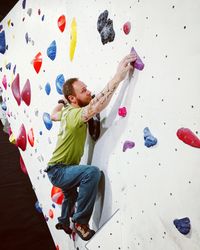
[51,186,64,205]
[123,140,135,152]
[118,107,127,117]
[20,155,28,175]
[11,73,21,105]
[33,52,42,73]
[2,75,7,89]
[16,124,27,151]
[21,79,31,106]
[58,15,66,32]
[123,21,131,35]
[28,128,34,147]
[177,128,200,148]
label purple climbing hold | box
[0,30,6,54]
[43,112,53,130]
[22,0,26,9]
[143,127,157,147]
[130,47,144,71]
[97,10,115,45]
[45,82,51,95]
[47,40,57,61]
[173,217,191,235]
[56,74,65,95]
[123,140,135,152]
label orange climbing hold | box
[49,209,54,219]
[51,186,64,205]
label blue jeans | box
[47,164,101,226]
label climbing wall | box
[0,0,200,249]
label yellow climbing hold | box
[7,19,11,27]
[69,18,77,61]
[9,133,16,144]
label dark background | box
[0,1,55,250]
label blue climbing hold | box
[42,15,45,21]
[43,112,53,130]
[56,74,65,95]
[1,102,7,111]
[143,127,157,147]
[45,82,51,95]
[35,201,43,213]
[25,32,29,43]
[47,40,57,61]
[13,65,16,75]
[0,30,6,54]
[6,62,11,70]
[173,217,191,235]
[39,131,42,135]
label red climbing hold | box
[118,107,127,117]
[11,73,21,105]
[58,15,66,32]
[16,124,27,151]
[49,209,54,219]
[33,52,42,73]
[21,79,31,106]
[123,21,131,35]
[51,186,64,205]
[177,128,200,148]
[20,154,28,175]
[28,128,34,147]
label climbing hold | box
[51,186,64,205]
[49,209,54,219]
[38,9,41,15]
[11,73,21,106]
[118,107,127,117]
[1,102,7,111]
[13,65,16,75]
[25,32,29,43]
[28,128,34,147]
[9,133,16,144]
[22,0,26,9]
[42,15,45,21]
[123,21,131,35]
[0,30,6,54]
[177,127,200,148]
[56,74,65,94]
[130,47,145,71]
[45,82,51,95]
[16,124,27,151]
[2,75,7,89]
[43,112,53,130]
[58,15,66,32]
[69,18,77,61]
[33,52,42,73]
[27,8,32,16]
[173,217,191,235]
[0,25,3,32]
[7,19,11,27]
[56,245,60,250]
[123,140,135,152]
[35,201,43,213]
[47,40,57,61]
[6,62,11,70]
[97,10,115,45]
[21,79,31,106]
[143,127,157,147]
[20,155,28,174]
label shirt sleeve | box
[66,107,85,129]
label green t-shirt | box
[48,105,87,166]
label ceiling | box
[0,0,19,21]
